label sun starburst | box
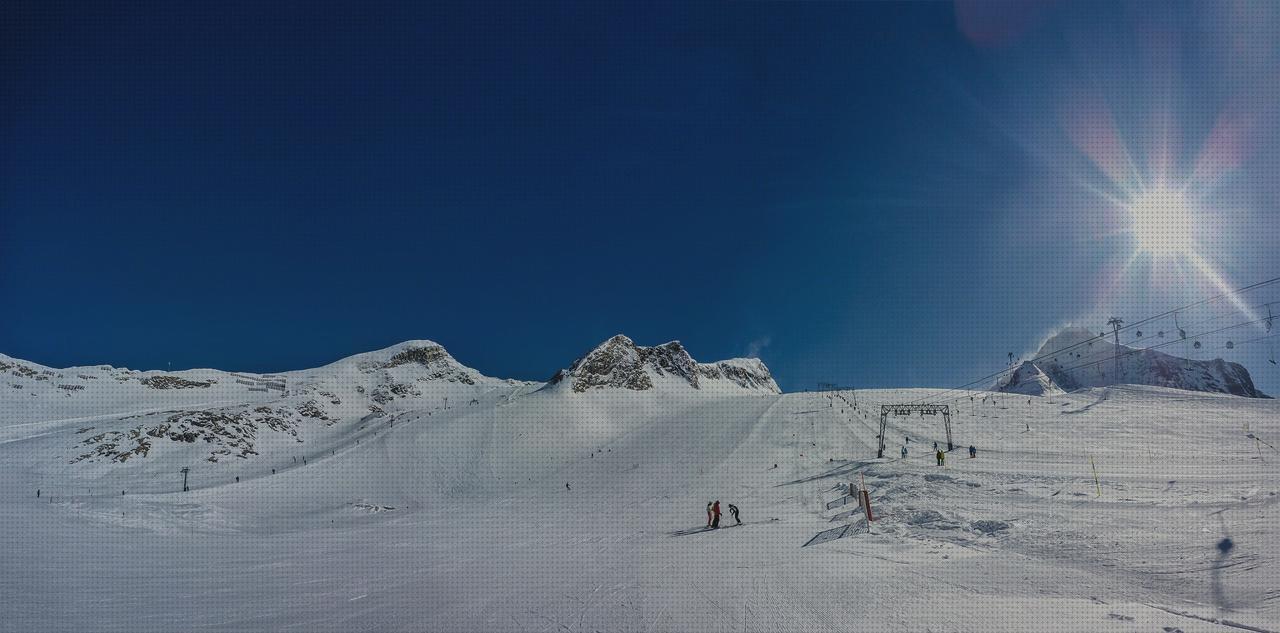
[1123,187,1198,258]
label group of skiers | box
[704,500,741,528]
[900,437,978,465]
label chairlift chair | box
[1225,341,1234,349]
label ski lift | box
[1267,306,1277,365]
[1136,330,1143,338]
[1193,341,1202,350]
[1225,341,1234,349]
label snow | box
[2,341,1278,632]
[997,326,1268,398]
[548,335,781,394]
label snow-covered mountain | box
[6,340,1280,632]
[546,334,781,394]
[995,326,1268,398]
[0,336,776,475]
[0,341,528,470]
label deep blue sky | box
[5,1,1279,394]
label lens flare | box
[1125,187,1197,257]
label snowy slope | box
[0,336,774,490]
[996,326,1268,398]
[2,342,1278,632]
[0,341,530,493]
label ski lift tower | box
[876,404,954,458]
[1107,317,1124,384]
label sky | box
[4,1,1280,394]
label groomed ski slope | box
[2,385,1278,632]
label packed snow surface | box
[2,340,1278,632]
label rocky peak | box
[699,358,782,393]
[551,335,780,394]
[382,343,452,369]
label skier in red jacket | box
[711,501,722,529]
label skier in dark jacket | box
[901,445,908,459]
[969,445,977,459]
[727,503,741,525]
[711,501,722,528]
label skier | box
[905,436,910,445]
[901,445,908,459]
[936,449,945,467]
[711,501,722,528]
[933,441,938,451]
[728,503,741,525]
[706,501,714,528]
[969,445,977,459]
[36,489,40,498]
[565,482,571,491]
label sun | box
[1125,187,1198,257]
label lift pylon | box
[877,404,953,458]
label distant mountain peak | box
[996,326,1268,398]
[550,335,780,394]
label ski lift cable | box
[907,295,1280,407]
[909,303,1280,406]
[905,278,1280,405]
[1110,277,1280,336]
[1232,331,1279,347]
[910,305,1276,405]
[1072,297,1279,370]
[1014,315,1275,384]
[1172,299,1280,333]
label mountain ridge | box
[995,326,1268,398]
[546,334,781,394]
